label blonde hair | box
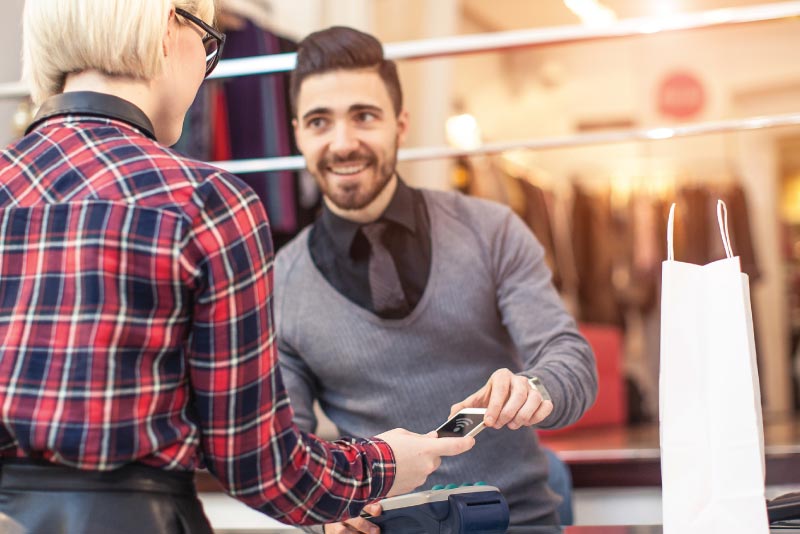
[22,0,216,105]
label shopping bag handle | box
[667,199,733,261]
[668,203,676,261]
[717,199,734,259]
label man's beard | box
[317,144,398,211]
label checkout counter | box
[199,416,800,533]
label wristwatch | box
[527,376,552,402]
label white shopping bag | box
[659,200,768,534]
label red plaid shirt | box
[0,93,395,524]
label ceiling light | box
[446,114,482,150]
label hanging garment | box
[516,177,561,290]
[614,193,663,421]
[571,184,622,325]
[675,186,712,267]
[547,186,581,316]
[220,19,297,234]
[173,20,307,243]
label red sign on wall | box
[658,71,705,120]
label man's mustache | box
[322,151,376,166]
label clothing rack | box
[206,0,800,80]
[0,81,28,100]
[213,112,800,174]
[3,2,800,174]
[1,1,799,95]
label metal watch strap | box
[527,376,552,402]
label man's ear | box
[396,109,410,146]
[292,117,304,152]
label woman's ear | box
[162,7,176,57]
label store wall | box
[0,0,24,147]
[453,18,800,415]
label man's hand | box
[323,503,382,534]
[449,369,553,430]
[376,428,474,497]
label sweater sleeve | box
[490,207,598,429]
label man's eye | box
[307,117,327,129]
[356,112,376,123]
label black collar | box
[321,176,419,257]
[26,91,157,140]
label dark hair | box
[289,26,403,117]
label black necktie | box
[361,222,409,315]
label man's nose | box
[329,122,359,155]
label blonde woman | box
[0,1,473,532]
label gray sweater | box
[275,189,597,526]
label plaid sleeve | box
[179,173,396,524]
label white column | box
[377,0,459,190]
[0,0,25,146]
[736,129,793,416]
[269,0,324,40]
[322,0,373,31]
[411,0,459,190]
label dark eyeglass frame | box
[174,7,226,76]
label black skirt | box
[0,460,213,534]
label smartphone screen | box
[436,410,486,438]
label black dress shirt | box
[308,178,432,319]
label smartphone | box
[435,408,487,438]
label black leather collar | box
[26,91,157,140]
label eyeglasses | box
[174,8,226,77]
